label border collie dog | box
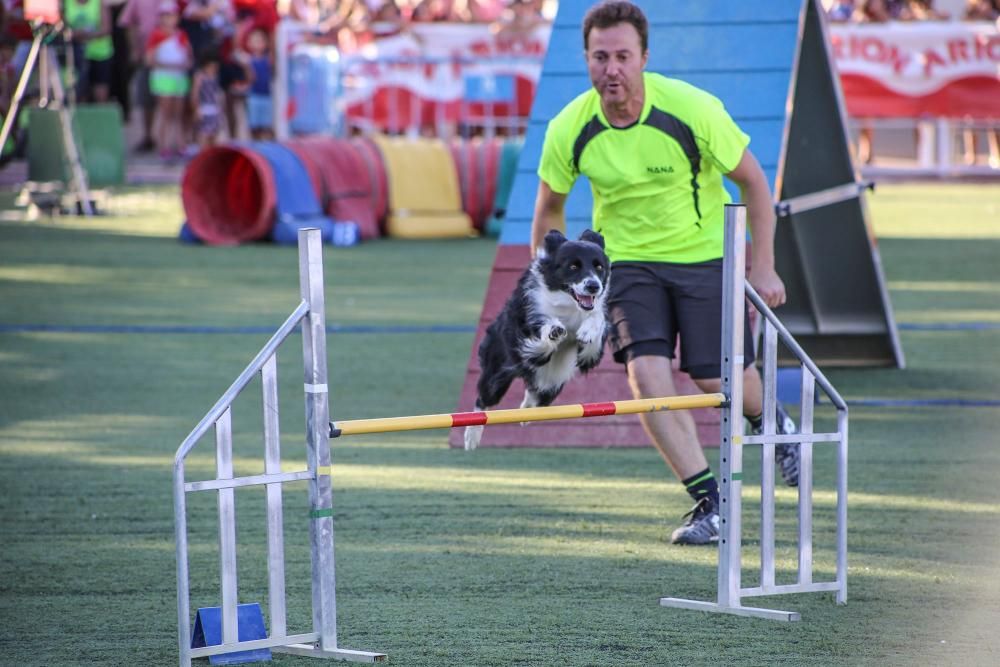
[464,229,610,450]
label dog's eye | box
[594,262,603,272]
[569,261,581,271]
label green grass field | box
[1,183,998,666]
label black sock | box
[746,412,763,430]
[682,467,719,507]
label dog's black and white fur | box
[464,229,610,450]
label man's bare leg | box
[692,364,763,418]
[626,355,708,481]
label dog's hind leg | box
[465,368,514,451]
[463,406,486,451]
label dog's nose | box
[584,279,601,295]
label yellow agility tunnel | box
[371,135,472,239]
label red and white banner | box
[339,23,550,130]
[829,22,1000,119]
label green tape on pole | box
[309,507,334,519]
[731,472,743,481]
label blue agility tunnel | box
[249,142,337,245]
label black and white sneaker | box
[751,403,801,487]
[670,497,720,545]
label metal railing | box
[851,117,1000,178]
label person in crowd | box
[411,0,460,22]
[494,0,545,42]
[64,0,115,102]
[243,24,273,139]
[146,0,191,160]
[0,0,34,162]
[108,0,133,119]
[853,0,899,163]
[234,0,279,34]
[858,0,926,20]
[961,0,999,167]
[291,0,367,49]
[826,0,858,22]
[218,31,251,140]
[530,0,800,545]
[191,46,223,147]
[118,0,162,152]
[964,0,1000,19]
[369,0,407,37]
[181,0,232,59]
[0,36,17,160]
[466,0,505,22]
[905,0,950,19]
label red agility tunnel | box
[448,137,501,232]
[351,136,390,234]
[285,137,382,241]
[182,145,276,245]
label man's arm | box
[529,180,568,257]
[726,148,786,309]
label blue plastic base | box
[270,216,335,245]
[191,603,272,665]
[331,221,360,246]
[776,367,820,406]
[178,221,203,244]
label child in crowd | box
[244,26,273,140]
[191,48,223,148]
[146,1,192,161]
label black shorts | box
[87,58,113,87]
[607,259,755,380]
[219,61,248,90]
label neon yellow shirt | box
[65,0,113,62]
[538,72,749,264]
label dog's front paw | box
[463,425,483,451]
[547,324,566,341]
[576,315,606,346]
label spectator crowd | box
[1,1,994,165]
[0,0,551,163]
[824,0,999,167]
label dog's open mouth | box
[572,291,597,311]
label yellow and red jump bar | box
[330,393,726,437]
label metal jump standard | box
[173,205,849,665]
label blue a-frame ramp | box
[450,0,902,448]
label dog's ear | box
[580,229,605,249]
[543,230,567,257]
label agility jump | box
[173,205,848,665]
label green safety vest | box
[64,0,113,62]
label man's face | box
[585,22,648,107]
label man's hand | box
[748,264,786,309]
